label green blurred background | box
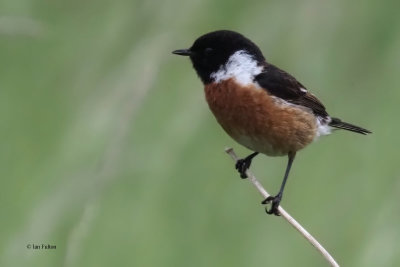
[1,0,399,266]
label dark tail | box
[329,117,372,135]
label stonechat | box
[173,30,371,215]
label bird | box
[172,30,371,216]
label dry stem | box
[225,148,339,267]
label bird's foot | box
[261,193,282,216]
[234,152,259,179]
[235,158,251,179]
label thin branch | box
[225,148,339,267]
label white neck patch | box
[210,50,263,85]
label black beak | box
[172,49,192,56]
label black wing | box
[254,63,328,118]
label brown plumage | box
[205,79,317,156]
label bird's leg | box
[235,152,259,179]
[262,151,296,216]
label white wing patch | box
[314,117,332,140]
[210,50,263,85]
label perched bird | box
[172,30,371,215]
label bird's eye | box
[204,47,213,55]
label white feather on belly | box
[234,134,286,157]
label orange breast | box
[204,79,317,156]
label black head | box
[173,30,265,84]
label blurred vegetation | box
[0,0,399,266]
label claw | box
[261,194,282,216]
[235,159,249,178]
[234,152,259,179]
